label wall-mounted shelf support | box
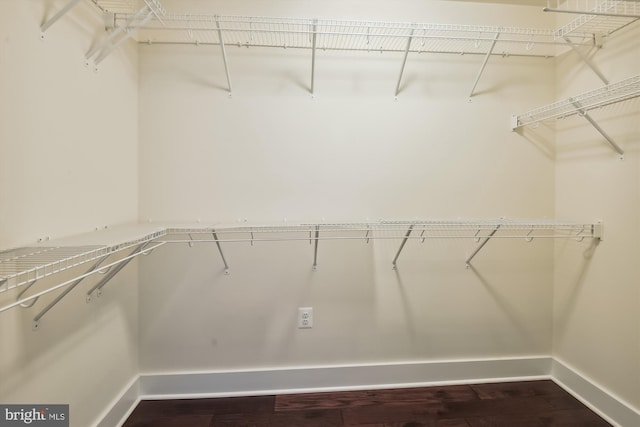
[212,230,230,274]
[466,224,501,267]
[310,20,317,96]
[215,16,233,95]
[33,257,108,331]
[395,28,415,97]
[0,240,166,314]
[571,99,624,156]
[87,0,166,66]
[312,225,320,271]
[469,32,500,98]
[86,244,150,301]
[40,0,83,36]
[392,224,414,270]
[563,37,608,85]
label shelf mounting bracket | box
[395,28,415,98]
[466,224,501,267]
[215,16,233,96]
[312,225,320,271]
[212,229,230,274]
[310,20,318,96]
[571,99,624,156]
[33,256,109,331]
[85,244,150,302]
[563,37,608,85]
[40,0,83,37]
[392,224,414,270]
[469,32,500,98]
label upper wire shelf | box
[512,73,640,128]
[125,14,582,57]
[547,0,640,38]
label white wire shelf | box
[125,14,581,57]
[512,74,640,128]
[91,0,163,14]
[0,227,165,294]
[547,1,640,38]
[0,220,601,317]
[160,219,601,243]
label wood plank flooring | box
[122,380,611,427]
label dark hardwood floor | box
[122,380,611,427]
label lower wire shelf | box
[0,219,602,320]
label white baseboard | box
[551,359,640,427]
[98,357,639,427]
[138,357,552,399]
[94,377,140,427]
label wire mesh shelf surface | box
[549,0,640,38]
[0,229,165,293]
[513,74,640,127]
[160,219,600,244]
[124,14,584,57]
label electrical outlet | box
[298,307,313,329]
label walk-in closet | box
[1,1,638,426]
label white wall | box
[138,0,558,375]
[0,1,139,426]
[553,21,640,415]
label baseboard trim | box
[99,357,640,427]
[94,376,140,427]
[551,359,640,427]
[138,357,551,399]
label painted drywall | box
[0,2,140,426]
[553,21,640,417]
[138,0,557,375]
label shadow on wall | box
[513,125,556,161]
[553,238,600,342]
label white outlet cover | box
[298,307,313,329]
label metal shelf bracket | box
[395,28,415,98]
[571,99,624,156]
[215,16,233,96]
[465,224,501,267]
[40,0,83,38]
[86,0,166,66]
[212,230,230,274]
[310,19,318,96]
[312,225,320,271]
[33,256,108,331]
[392,224,414,270]
[469,32,500,98]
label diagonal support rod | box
[310,20,318,95]
[469,32,500,98]
[212,230,230,274]
[392,225,414,269]
[87,6,150,61]
[395,28,415,97]
[33,256,109,330]
[85,244,148,299]
[312,226,320,271]
[41,0,82,34]
[94,12,155,64]
[466,225,501,267]
[571,100,624,156]
[563,37,608,85]
[215,16,233,95]
[0,242,165,314]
